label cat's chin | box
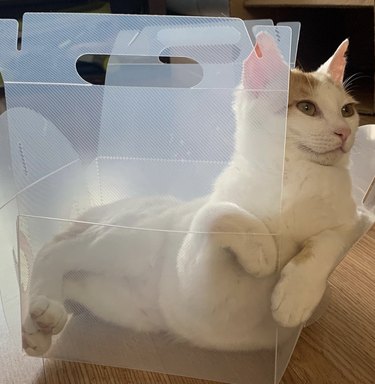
[298,145,347,166]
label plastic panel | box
[350,125,375,216]
[244,20,300,68]
[0,13,297,384]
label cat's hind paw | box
[29,296,67,334]
[22,330,52,356]
[22,295,67,356]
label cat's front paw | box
[190,202,277,278]
[22,295,67,356]
[271,263,326,327]
[233,234,277,278]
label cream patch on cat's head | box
[286,68,359,166]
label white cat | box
[22,33,367,356]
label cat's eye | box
[296,101,317,117]
[341,103,355,118]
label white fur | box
[22,40,367,355]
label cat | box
[22,33,367,356]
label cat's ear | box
[318,39,349,84]
[242,32,287,90]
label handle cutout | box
[76,54,203,88]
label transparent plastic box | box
[0,13,373,384]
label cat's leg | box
[179,201,277,278]
[161,201,277,348]
[23,219,166,355]
[62,273,164,332]
[271,224,362,327]
[22,230,91,356]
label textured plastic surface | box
[351,125,375,215]
[244,20,300,68]
[0,13,295,384]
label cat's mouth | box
[298,144,348,165]
[298,144,345,155]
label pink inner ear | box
[329,60,345,83]
[254,42,263,58]
[242,32,287,90]
[328,51,347,83]
[322,39,349,83]
[242,44,266,89]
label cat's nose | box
[334,126,351,143]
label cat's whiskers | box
[343,72,369,94]
[343,72,363,87]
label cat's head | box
[235,33,359,167]
[287,40,359,166]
